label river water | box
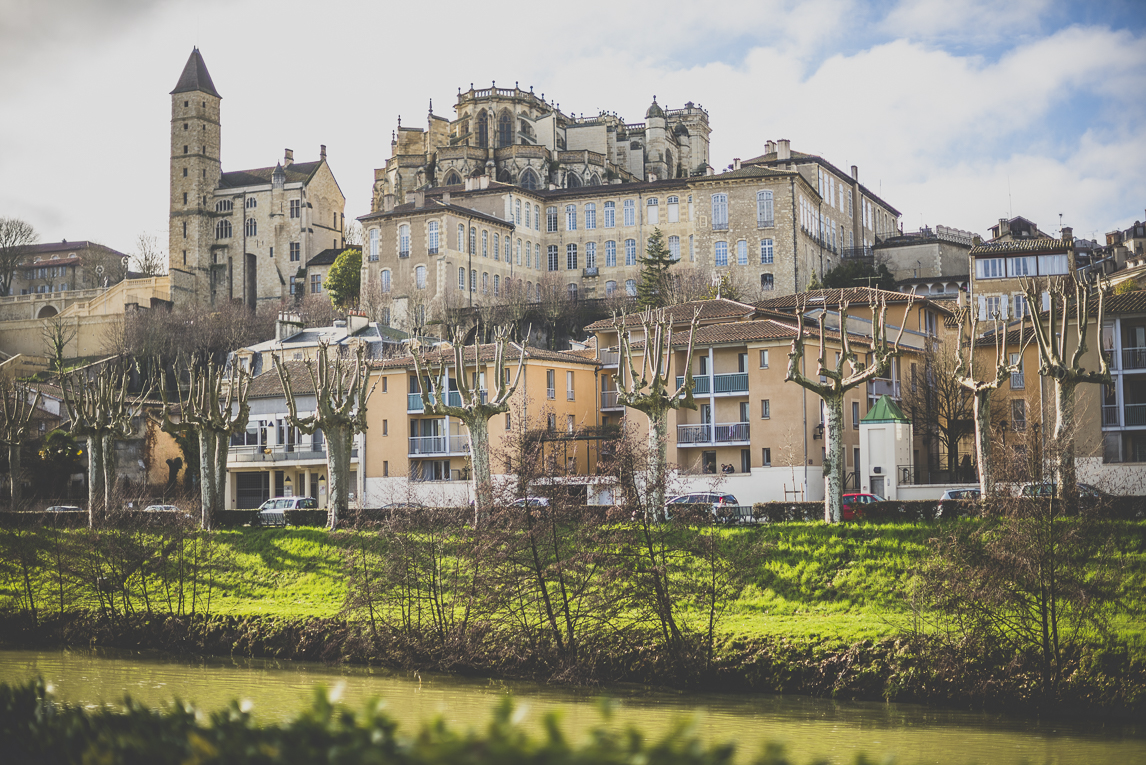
[0,648,1141,764]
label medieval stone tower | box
[168,47,222,302]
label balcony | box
[868,378,901,399]
[546,387,555,400]
[1123,347,1146,370]
[583,267,599,277]
[674,373,748,395]
[408,435,471,456]
[407,391,463,412]
[842,246,874,260]
[599,349,620,366]
[228,444,357,463]
[676,422,750,446]
[601,390,622,409]
[1126,403,1146,427]
[1103,405,1119,427]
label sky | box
[1,0,1144,260]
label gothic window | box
[476,109,488,147]
[585,203,596,229]
[497,168,511,183]
[428,221,439,254]
[399,224,410,257]
[215,199,233,213]
[604,201,616,228]
[520,168,540,190]
[415,265,427,289]
[444,170,462,186]
[215,219,231,239]
[625,239,636,266]
[567,173,582,188]
[757,190,774,227]
[498,111,513,147]
[588,174,601,186]
[566,204,577,231]
[369,228,379,260]
[566,243,578,270]
[381,269,391,293]
[666,149,673,176]
[245,197,257,209]
[605,240,617,267]
[244,218,257,237]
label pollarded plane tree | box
[157,358,252,529]
[274,342,377,529]
[954,306,1030,496]
[611,306,701,517]
[0,379,42,510]
[1020,274,1111,512]
[786,290,908,523]
[410,325,525,520]
[61,362,142,525]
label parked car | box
[1020,482,1107,499]
[257,496,319,527]
[143,504,181,513]
[841,493,884,521]
[44,505,83,513]
[664,492,741,522]
[936,488,980,518]
[510,497,551,508]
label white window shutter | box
[978,295,987,321]
[1042,291,1051,311]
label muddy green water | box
[0,648,1141,764]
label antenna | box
[1007,176,1012,219]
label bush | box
[0,510,87,529]
[752,502,825,523]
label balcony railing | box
[868,378,901,399]
[228,444,357,462]
[408,435,470,455]
[567,389,575,401]
[714,372,749,393]
[842,246,874,260]
[599,349,619,366]
[1126,403,1146,427]
[546,387,555,400]
[1103,405,1119,427]
[583,267,599,277]
[1123,347,1146,370]
[601,390,621,409]
[675,375,711,394]
[676,422,750,445]
[407,391,463,411]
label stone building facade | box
[373,84,712,206]
[5,241,128,309]
[166,48,346,308]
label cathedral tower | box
[169,48,222,303]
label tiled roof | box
[756,287,949,314]
[693,166,794,182]
[358,198,513,229]
[970,238,1067,256]
[306,247,354,267]
[1102,290,1146,315]
[19,255,83,269]
[219,161,323,189]
[630,318,871,350]
[171,48,220,98]
[373,343,599,370]
[247,362,315,398]
[584,298,757,331]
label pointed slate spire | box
[171,47,221,98]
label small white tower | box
[859,395,913,499]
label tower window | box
[183,192,188,204]
[290,242,300,262]
[290,199,300,218]
[182,167,187,177]
[183,146,188,154]
[245,197,257,209]
[183,123,188,130]
[184,100,188,107]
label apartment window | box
[623,199,635,226]
[761,399,771,419]
[975,258,1005,279]
[459,267,466,289]
[604,201,616,228]
[471,269,477,291]
[605,241,617,267]
[482,272,488,293]
[547,206,558,232]
[566,204,577,231]
[852,401,860,429]
[1013,293,1028,319]
[289,242,300,262]
[1009,256,1035,278]
[585,203,597,229]
[625,279,636,296]
[290,199,300,218]
[606,280,617,295]
[547,413,556,431]
[646,197,659,225]
[567,371,575,400]
[586,242,597,269]
[980,295,1005,320]
[567,243,578,270]
[382,377,388,393]
[760,238,774,264]
[382,419,388,436]
[428,221,439,254]
[381,269,391,293]
[625,239,637,266]
[383,461,389,477]
[757,190,774,227]
[740,401,750,422]
[667,195,679,223]
[469,226,477,254]
[1010,353,1024,388]
[368,228,379,261]
[515,199,522,224]
[506,413,512,430]
[310,273,322,293]
[762,448,771,467]
[458,223,465,250]
[761,273,774,291]
[547,245,559,271]
[689,235,694,262]
[494,274,500,296]
[1039,254,1069,275]
[1012,399,1027,431]
[711,193,728,230]
[715,241,728,267]
[546,370,556,399]
[215,219,232,239]
[737,239,748,266]
[415,265,427,289]
[399,224,410,257]
[668,235,680,261]
[482,230,488,257]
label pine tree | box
[637,228,675,308]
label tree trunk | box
[7,442,21,510]
[86,435,104,526]
[973,389,993,497]
[198,431,218,530]
[824,394,845,523]
[213,429,230,526]
[648,409,669,520]
[101,434,116,514]
[1054,380,1078,514]
[325,426,354,529]
[467,415,492,524]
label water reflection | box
[0,648,1141,764]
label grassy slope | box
[5,521,1145,646]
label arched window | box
[515,200,522,223]
[493,233,499,261]
[534,205,541,230]
[625,279,636,296]
[369,228,379,261]
[476,109,488,147]
[215,199,233,212]
[245,218,257,237]
[566,173,582,188]
[566,204,577,231]
[498,111,513,147]
[245,197,257,209]
[381,270,391,293]
[568,283,578,300]
[494,274,500,296]
[584,203,596,230]
[428,221,439,253]
[516,239,522,265]
[527,282,534,300]
[624,239,636,266]
[585,242,597,269]
[605,241,617,267]
[459,267,466,289]
[469,227,476,254]
[605,280,617,296]
[668,235,680,260]
[399,224,410,257]
[646,197,660,225]
[623,199,635,226]
[566,243,578,270]
[471,269,477,291]
[757,190,774,227]
[415,265,427,289]
[519,168,539,190]
[604,201,615,228]
[444,170,462,186]
[524,203,531,229]
[216,219,232,239]
[482,272,489,293]
[482,230,488,257]
[588,174,601,186]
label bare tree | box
[786,291,907,523]
[343,220,365,247]
[662,268,713,306]
[131,233,166,277]
[611,306,701,517]
[954,307,1027,495]
[410,326,525,519]
[42,314,78,378]
[1021,275,1110,511]
[0,217,38,297]
[157,358,252,529]
[536,273,575,350]
[359,277,392,328]
[274,342,377,528]
[900,340,974,481]
[0,380,42,509]
[61,362,142,525]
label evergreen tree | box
[822,259,896,290]
[324,248,362,309]
[636,228,675,308]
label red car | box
[841,493,884,521]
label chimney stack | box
[732,158,741,171]
[276,311,302,342]
[320,144,327,161]
[347,312,369,334]
[851,165,858,180]
[1061,226,1073,243]
[442,191,451,205]
[413,191,425,209]
[766,140,776,155]
[777,139,790,160]
[283,148,294,166]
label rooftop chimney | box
[851,165,858,181]
[442,191,451,205]
[1061,226,1073,244]
[732,157,741,171]
[413,191,425,209]
[320,144,327,161]
[275,311,303,342]
[347,312,369,334]
[284,148,293,166]
[777,139,790,161]
[765,140,776,155]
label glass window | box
[515,199,522,224]
[605,280,617,295]
[566,205,577,231]
[245,218,257,237]
[547,245,559,271]
[625,279,636,296]
[381,270,391,293]
[760,238,774,264]
[760,273,774,290]
[975,258,1005,279]
[566,243,578,270]
[586,241,597,269]
[245,197,257,209]
[759,349,769,368]
[604,201,616,228]
[668,235,680,260]
[494,274,500,296]
[625,239,636,266]
[568,283,578,299]
[714,241,728,267]
[605,241,617,267]
[471,269,477,291]
[534,205,540,231]
[623,199,635,226]
[428,221,439,254]
[667,195,679,223]
[369,228,379,261]
[516,239,522,265]
[761,400,770,419]
[1038,254,1069,275]
[646,197,659,225]
[469,227,476,255]
[737,240,748,265]
[482,230,488,257]
[524,203,531,229]
[757,190,774,227]
[547,206,558,232]
[289,242,300,262]
[585,203,596,229]
[399,224,410,257]
[415,265,426,289]
[711,193,728,230]
[482,272,489,293]
[493,233,499,260]
[459,267,466,289]
[458,223,465,250]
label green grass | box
[4,520,1145,646]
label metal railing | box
[757,218,774,229]
[407,391,465,411]
[842,246,874,260]
[1123,347,1146,370]
[546,387,555,400]
[601,390,621,409]
[1126,403,1146,427]
[567,389,575,401]
[408,435,470,455]
[1103,405,1119,427]
[897,464,916,485]
[676,422,750,445]
[599,349,620,365]
[868,378,901,398]
[713,372,749,394]
[583,267,599,277]
[712,222,728,231]
[675,375,711,394]
[228,444,357,462]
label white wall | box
[897,483,977,500]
